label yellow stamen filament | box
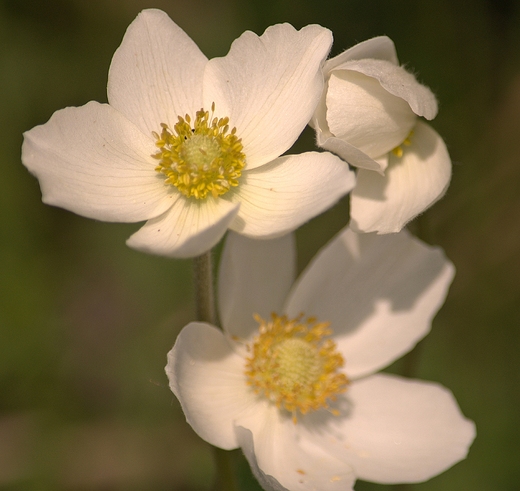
[152,103,246,200]
[245,313,349,422]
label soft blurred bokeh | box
[1,0,519,489]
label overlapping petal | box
[22,102,171,222]
[229,152,356,238]
[107,9,207,136]
[285,226,455,379]
[309,374,476,484]
[218,232,296,340]
[204,24,332,170]
[126,196,239,258]
[350,121,452,234]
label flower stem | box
[212,447,240,491]
[192,251,239,491]
[193,251,217,325]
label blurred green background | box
[1,0,519,489]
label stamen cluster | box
[245,313,349,422]
[153,103,246,199]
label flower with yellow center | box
[166,227,475,491]
[22,9,355,258]
[311,36,452,234]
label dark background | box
[1,0,519,489]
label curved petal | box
[166,322,259,450]
[236,408,355,491]
[108,9,207,137]
[323,36,399,74]
[285,227,455,379]
[326,70,417,159]
[311,374,475,484]
[126,196,239,258]
[218,232,296,340]
[350,121,452,234]
[229,152,355,238]
[204,24,332,169]
[21,101,172,222]
[339,59,438,120]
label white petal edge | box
[315,131,387,173]
[311,373,475,484]
[323,36,399,74]
[22,101,173,222]
[166,322,260,450]
[285,226,455,379]
[218,232,296,340]
[204,23,332,170]
[229,152,356,238]
[338,59,438,120]
[126,196,239,258]
[350,121,452,234]
[108,9,207,137]
[236,408,356,491]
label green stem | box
[212,447,239,491]
[193,251,217,325]
[192,251,239,491]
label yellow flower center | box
[391,129,414,158]
[152,103,246,200]
[245,313,349,422]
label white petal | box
[166,322,259,450]
[323,36,399,73]
[316,374,475,484]
[285,227,455,379]
[22,102,173,222]
[126,196,239,258]
[339,59,438,120]
[230,152,355,238]
[107,9,207,137]
[326,70,417,159]
[350,121,452,234]
[218,232,296,340]
[236,408,355,491]
[204,24,332,169]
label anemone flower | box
[166,226,475,490]
[312,36,451,234]
[22,9,354,257]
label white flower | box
[166,227,475,490]
[311,36,452,234]
[22,9,355,258]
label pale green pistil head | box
[275,338,323,389]
[152,104,246,200]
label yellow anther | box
[391,129,414,158]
